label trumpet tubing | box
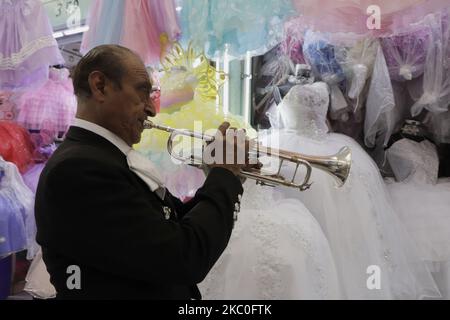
[143,120,351,191]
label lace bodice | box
[386,138,439,185]
[275,82,330,138]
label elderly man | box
[35,45,247,300]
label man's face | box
[103,55,156,146]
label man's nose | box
[145,98,156,117]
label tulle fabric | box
[82,0,177,65]
[0,121,35,174]
[179,0,296,60]
[291,0,450,35]
[263,81,441,299]
[281,17,306,65]
[364,44,395,148]
[261,130,441,299]
[121,0,161,66]
[0,187,27,256]
[424,110,450,144]
[199,182,343,300]
[385,137,450,262]
[386,179,450,264]
[302,30,348,120]
[381,24,432,82]
[148,0,181,49]
[335,37,378,101]
[0,0,64,91]
[80,0,124,54]
[385,138,450,298]
[411,9,450,116]
[303,31,345,85]
[0,157,37,259]
[16,68,76,134]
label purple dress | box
[0,0,64,91]
[381,24,432,81]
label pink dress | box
[82,0,180,66]
[16,68,76,134]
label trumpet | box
[143,120,351,191]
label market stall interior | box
[1,0,449,300]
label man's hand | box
[204,122,261,177]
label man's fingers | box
[217,122,231,136]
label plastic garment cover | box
[411,9,450,116]
[367,81,410,169]
[335,37,378,101]
[381,24,432,81]
[22,163,45,194]
[303,30,347,120]
[280,17,307,65]
[364,44,395,148]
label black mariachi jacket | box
[35,126,243,300]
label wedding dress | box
[133,151,343,299]
[199,181,342,300]
[261,81,441,299]
[386,138,450,298]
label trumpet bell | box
[324,146,352,187]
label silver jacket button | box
[163,206,171,220]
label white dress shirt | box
[72,118,166,199]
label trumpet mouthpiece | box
[143,120,154,129]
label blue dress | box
[302,30,345,84]
[179,0,296,60]
[0,158,36,258]
[0,187,27,257]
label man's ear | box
[87,71,106,102]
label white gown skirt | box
[259,130,441,299]
[386,178,450,299]
[199,183,343,300]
